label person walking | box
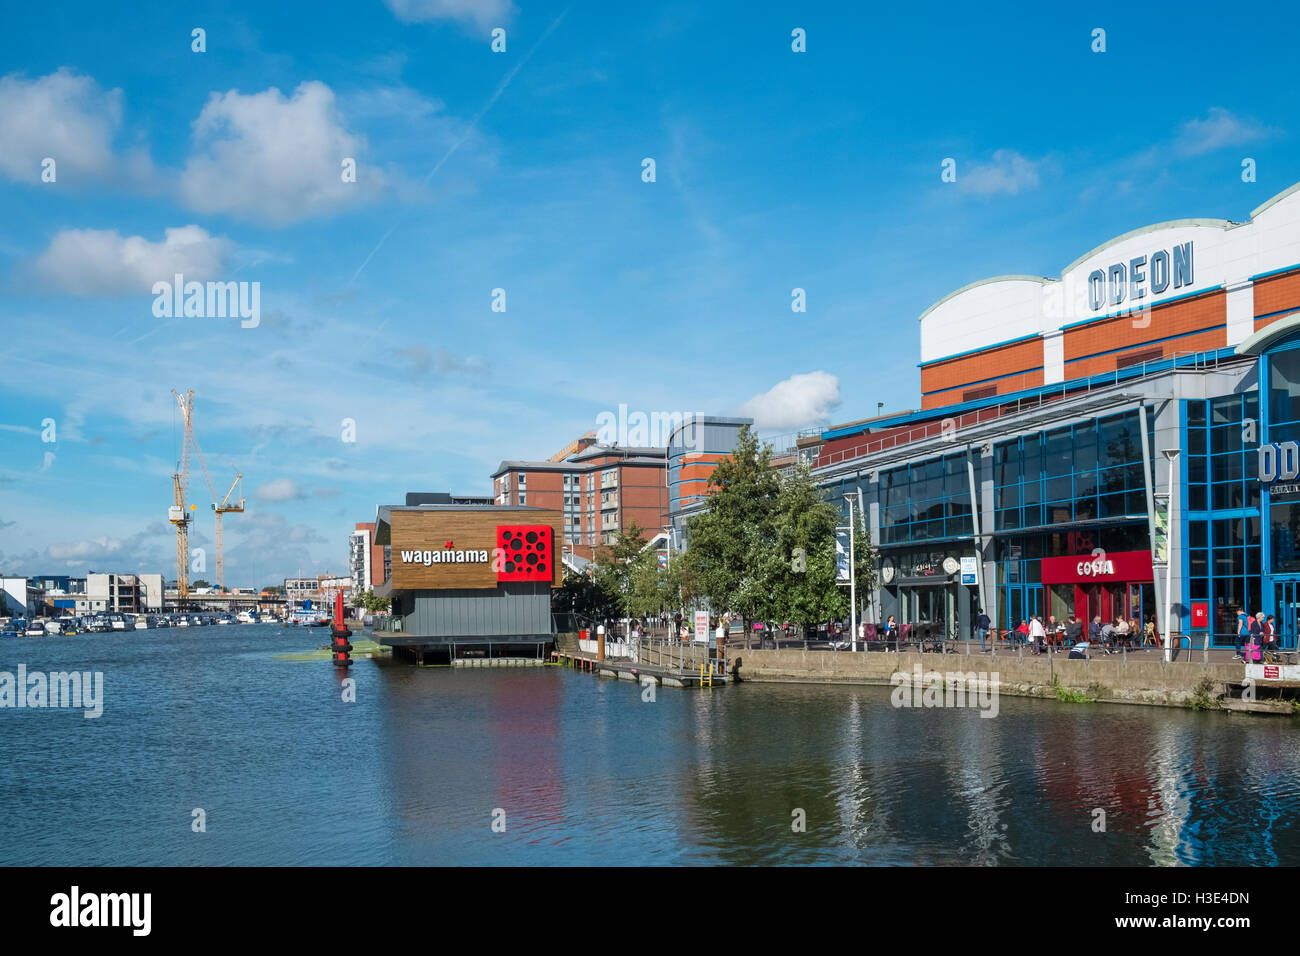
[975,608,991,652]
[883,615,898,651]
[1028,614,1046,655]
[1235,609,1250,660]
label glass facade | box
[879,452,972,544]
[994,410,1146,531]
[1185,393,1263,644]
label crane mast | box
[170,389,245,600]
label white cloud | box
[48,535,124,561]
[738,371,841,430]
[179,81,379,226]
[255,478,305,502]
[31,225,235,296]
[0,68,127,183]
[384,0,513,30]
[959,149,1041,197]
[1174,107,1272,157]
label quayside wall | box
[728,649,1250,710]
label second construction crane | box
[170,389,245,596]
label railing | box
[815,348,1241,470]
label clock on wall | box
[880,558,895,584]
[942,556,960,575]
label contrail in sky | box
[347,7,572,288]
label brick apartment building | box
[492,438,668,559]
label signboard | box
[1191,601,1209,630]
[693,610,709,645]
[1041,550,1155,584]
[657,552,668,570]
[835,529,850,582]
[960,556,977,586]
[388,508,563,589]
[1153,501,1169,564]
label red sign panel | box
[1191,601,1209,629]
[1264,665,1280,680]
[496,525,553,582]
[1040,550,1154,585]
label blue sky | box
[1,0,1297,585]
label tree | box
[551,567,615,626]
[677,428,876,647]
[678,425,781,633]
[192,579,211,589]
[591,521,655,620]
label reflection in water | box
[1,627,1297,865]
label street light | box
[1161,448,1181,663]
[844,494,857,652]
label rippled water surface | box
[1,626,1297,865]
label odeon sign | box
[1087,241,1194,312]
[1258,442,1300,483]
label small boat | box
[43,620,63,635]
[24,622,47,637]
[135,616,149,629]
[176,616,190,627]
[109,615,127,631]
[1,622,21,639]
[154,616,170,628]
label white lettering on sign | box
[399,549,489,566]
[1259,442,1300,483]
[1077,558,1115,577]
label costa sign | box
[1258,442,1300,483]
[1087,241,1194,312]
[1077,557,1115,576]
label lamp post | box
[1160,448,1181,663]
[844,494,857,652]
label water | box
[1,625,1297,865]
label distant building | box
[349,522,386,595]
[492,439,668,557]
[0,577,32,617]
[83,573,163,612]
[666,417,753,546]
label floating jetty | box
[553,633,728,688]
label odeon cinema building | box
[811,181,1300,647]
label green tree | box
[678,425,781,631]
[551,567,615,626]
[192,579,211,589]
[678,428,875,647]
[592,521,655,619]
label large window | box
[879,452,972,544]
[1185,392,1263,645]
[994,411,1146,531]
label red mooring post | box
[331,590,353,667]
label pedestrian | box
[1029,614,1046,655]
[883,615,898,650]
[975,608,991,652]
[1265,615,1279,657]
[1235,610,1250,660]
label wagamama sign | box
[399,549,489,566]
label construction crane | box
[170,389,246,596]
[168,389,197,606]
[213,469,245,591]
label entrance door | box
[1084,584,1119,625]
[1274,581,1300,650]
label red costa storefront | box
[1040,550,1156,625]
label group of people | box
[1236,610,1280,661]
[972,609,1159,657]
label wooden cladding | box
[389,508,563,591]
